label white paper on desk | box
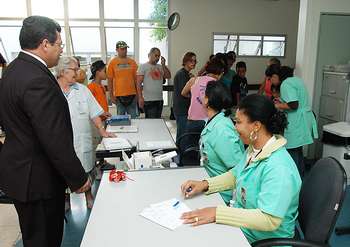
[140,198,191,230]
[102,137,132,150]
[145,141,173,149]
[106,125,138,133]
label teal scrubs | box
[232,146,302,243]
[200,112,245,204]
[221,69,236,88]
[280,77,318,149]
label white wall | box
[295,0,350,103]
[168,0,300,85]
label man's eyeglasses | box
[54,42,65,49]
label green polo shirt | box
[232,146,301,243]
[200,112,245,204]
[280,76,318,149]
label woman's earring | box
[249,130,258,142]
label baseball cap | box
[116,41,129,49]
[89,60,106,80]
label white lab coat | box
[64,83,103,172]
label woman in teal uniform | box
[200,81,244,204]
[271,66,318,177]
[180,94,302,244]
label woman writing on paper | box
[180,94,301,244]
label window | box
[68,0,100,19]
[213,33,286,57]
[104,0,134,19]
[0,0,168,63]
[0,21,22,62]
[139,0,167,21]
[70,27,101,64]
[105,26,134,60]
[0,0,169,104]
[139,24,168,63]
[0,0,27,18]
[263,36,286,56]
[213,35,237,54]
[32,0,64,19]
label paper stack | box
[139,198,191,230]
[102,137,132,150]
[106,125,138,133]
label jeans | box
[116,96,138,118]
[182,119,205,150]
[144,100,163,118]
[174,114,188,144]
[287,146,305,178]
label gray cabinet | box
[316,70,350,158]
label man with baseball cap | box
[107,41,138,118]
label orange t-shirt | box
[87,82,108,113]
[107,57,138,97]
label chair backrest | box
[299,156,347,243]
[176,132,201,166]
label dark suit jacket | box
[0,52,87,202]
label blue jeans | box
[144,100,163,118]
[182,119,205,150]
[116,96,138,118]
[174,114,188,144]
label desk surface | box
[99,118,177,153]
[81,168,250,247]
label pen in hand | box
[173,200,180,208]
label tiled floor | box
[0,204,21,247]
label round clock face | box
[168,12,180,31]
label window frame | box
[0,0,170,105]
[0,0,169,63]
[212,32,287,58]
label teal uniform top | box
[232,136,302,243]
[221,69,236,88]
[280,76,318,149]
[200,112,245,204]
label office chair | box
[176,131,201,166]
[252,157,347,247]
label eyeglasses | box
[54,42,65,49]
[66,67,79,72]
[190,59,197,64]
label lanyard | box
[245,149,263,168]
[205,112,220,126]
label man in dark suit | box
[0,16,90,247]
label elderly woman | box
[56,57,114,209]
[180,94,301,244]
